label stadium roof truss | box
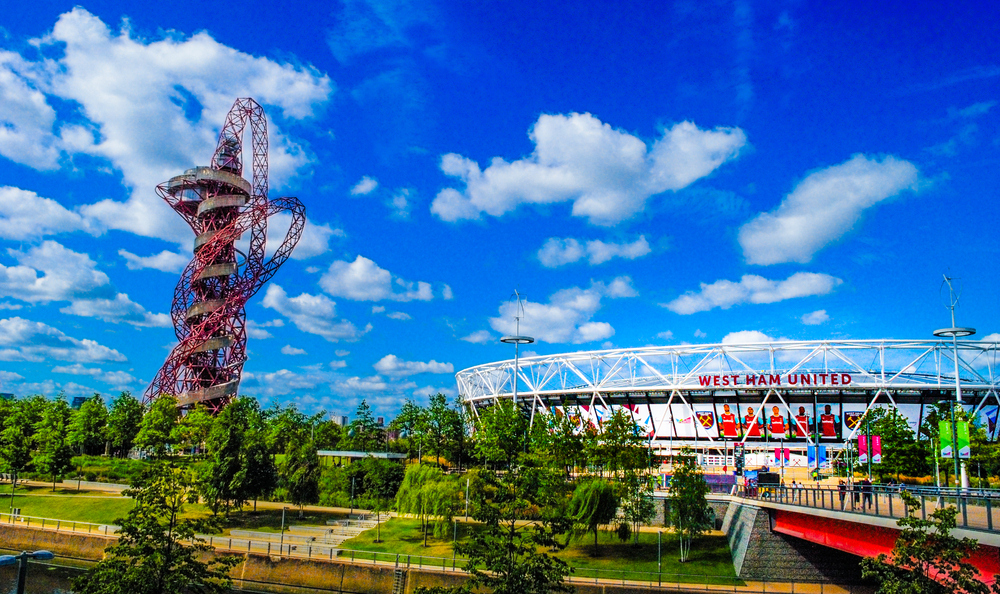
[457,340,1000,449]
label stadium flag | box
[773,447,790,462]
[858,434,868,464]
[939,420,954,459]
[807,445,827,466]
[957,421,971,459]
[986,407,999,437]
[871,435,882,463]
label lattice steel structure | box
[457,339,1000,452]
[144,98,305,412]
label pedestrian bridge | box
[712,485,1000,583]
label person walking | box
[862,478,873,510]
[838,479,846,509]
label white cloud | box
[329,360,347,369]
[442,285,454,300]
[738,155,922,265]
[373,354,454,377]
[350,176,378,195]
[1,8,333,243]
[60,293,171,327]
[0,317,127,363]
[538,236,651,267]
[118,249,188,272]
[980,333,1000,343]
[281,344,307,355]
[335,350,350,357]
[319,255,434,302]
[722,330,774,345]
[801,310,830,325]
[0,241,112,304]
[664,272,842,315]
[656,331,674,341]
[51,363,136,388]
[431,113,746,226]
[488,277,637,344]
[262,284,369,342]
[694,329,707,338]
[0,186,94,240]
[246,319,282,339]
[387,311,412,321]
[0,241,167,327]
[389,188,413,219]
[0,370,24,382]
[461,330,492,344]
[0,51,61,169]
[260,212,343,261]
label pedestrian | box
[862,478,873,509]
[838,479,846,509]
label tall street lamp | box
[0,550,55,594]
[933,275,974,490]
[500,290,534,409]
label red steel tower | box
[144,98,305,412]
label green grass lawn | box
[340,517,739,584]
[0,485,135,525]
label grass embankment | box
[342,517,739,584]
[0,485,135,525]
[0,485,349,533]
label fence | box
[738,484,1000,532]
[4,509,878,590]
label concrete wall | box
[5,522,732,594]
[720,498,864,584]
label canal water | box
[0,562,77,594]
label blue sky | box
[0,1,997,417]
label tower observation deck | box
[144,98,305,412]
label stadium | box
[456,339,1000,470]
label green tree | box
[136,395,179,458]
[390,399,429,461]
[33,397,75,490]
[73,463,239,594]
[200,397,253,514]
[106,392,143,458]
[567,477,618,555]
[344,399,383,452]
[395,464,462,542]
[668,447,711,562]
[596,408,648,476]
[861,491,1000,593]
[171,404,213,455]
[283,437,320,516]
[456,400,572,594]
[0,396,43,487]
[264,403,308,457]
[242,404,278,511]
[68,394,109,455]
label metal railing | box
[3,509,879,590]
[737,485,1000,532]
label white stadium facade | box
[456,339,1000,467]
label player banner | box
[858,434,868,464]
[939,420,954,459]
[871,435,882,464]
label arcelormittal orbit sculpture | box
[144,98,305,412]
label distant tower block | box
[144,98,305,412]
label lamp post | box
[280,506,289,553]
[933,275,974,490]
[0,550,55,594]
[500,290,534,409]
